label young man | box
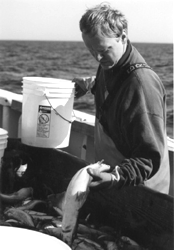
[73,3,170,194]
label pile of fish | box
[0,164,146,250]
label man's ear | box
[122,30,127,43]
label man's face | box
[82,31,125,70]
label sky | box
[0,0,173,43]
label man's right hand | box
[72,77,88,98]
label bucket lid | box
[22,77,75,88]
[0,128,8,136]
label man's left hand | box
[87,166,113,190]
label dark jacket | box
[93,41,170,193]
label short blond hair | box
[80,3,128,38]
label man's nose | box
[95,52,103,61]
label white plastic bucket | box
[21,77,75,148]
[0,128,8,163]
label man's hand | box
[86,163,115,190]
[73,78,88,98]
[86,163,120,190]
[73,76,95,98]
[87,168,113,190]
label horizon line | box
[0,39,173,44]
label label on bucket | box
[37,105,51,138]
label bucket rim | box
[22,86,74,91]
[22,77,74,85]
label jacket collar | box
[111,39,132,72]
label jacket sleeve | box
[111,72,167,188]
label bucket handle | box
[44,94,76,124]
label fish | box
[0,220,11,226]
[4,207,35,228]
[103,240,118,250]
[16,199,47,211]
[77,223,113,239]
[5,219,22,227]
[23,210,54,226]
[61,161,109,246]
[0,187,33,205]
[42,226,62,239]
[73,236,104,250]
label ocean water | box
[0,40,173,138]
